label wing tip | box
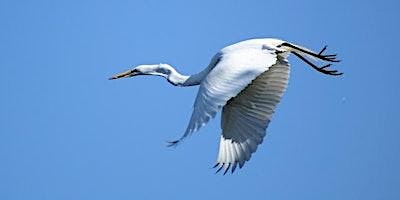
[166,140,180,148]
[213,162,241,175]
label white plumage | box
[109,38,341,174]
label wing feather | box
[171,48,279,144]
[216,59,290,172]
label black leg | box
[292,52,343,76]
[280,42,341,63]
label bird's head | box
[109,64,173,80]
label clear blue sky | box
[1,0,399,199]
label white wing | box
[170,47,279,145]
[215,59,290,174]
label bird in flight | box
[109,38,341,174]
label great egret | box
[109,38,341,174]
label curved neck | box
[150,64,206,87]
[159,54,220,86]
[167,69,192,86]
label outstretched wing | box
[215,59,290,174]
[170,47,279,145]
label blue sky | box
[1,0,399,199]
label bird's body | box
[110,38,341,174]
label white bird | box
[109,38,341,174]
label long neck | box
[156,64,209,87]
